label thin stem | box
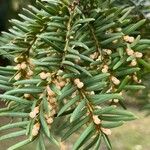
[61,1,79,66]
[80,90,101,131]
[88,24,103,60]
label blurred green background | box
[0,0,150,150]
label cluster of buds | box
[123,35,135,43]
[126,48,143,58]
[14,56,34,80]
[93,106,111,135]
[74,78,84,89]
[69,0,80,11]
[90,52,98,60]
[29,106,39,119]
[126,48,134,56]
[39,72,51,80]
[102,65,109,73]
[40,71,67,90]
[134,52,143,58]
[46,86,58,127]
[103,49,112,55]
[111,76,120,85]
[92,106,111,135]
[126,48,143,66]
[14,61,27,70]
[32,122,40,136]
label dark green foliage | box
[0,0,150,149]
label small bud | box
[90,52,98,59]
[103,65,109,69]
[20,62,27,69]
[128,36,134,43]
[39,72,47,80]
[39,93,44,99]
[14,57,19,63]
[32,123,40,136]
[102,65,109,73]
[48,104,52,110]
[95,106,102,109]
[90,91,95,95]
[29,111,36,118]
[70,36,74,39]
[33,123,40,131]
[111,104,117,108]
[106,49,112,55]
[109,99,113,102]
[47,86,55,97]
[97,55,102,61]
[93,115,101,125]
[14,64,21,70]
[102,68,108,73]
[119,92,123,96]
[24,93,31,98]
[130,59,137,66]
[27,70,34,76]
[101,128,111,135]
[114,99,119,103]
[90,54,95,60]
[106,87,113,93]
[74,78,80,85]
[14,73,21,80]
[123,35,130,42]
[111,76,120,85]
[134,52,143,58]
[44,114,49,119]
[71,92,77,98]
[59,81,66,88]
[133,75,138,82]
[77,82,84,89]
[51,109,56,116]
[126,48,134,56]
[47,117,54,124]
[103,49,112,55]
[57,70,63,75]
[32,129,39,136]
[48,97,56,104]
[106,29,113,34]
[116,28,122,32]
[133,75,141,83]
[75,58,80,64]
[34,107,39,114]
[47,72,51,76]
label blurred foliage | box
[0,0,36,66]
[114,0,150,15]
[0,0,36,31]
